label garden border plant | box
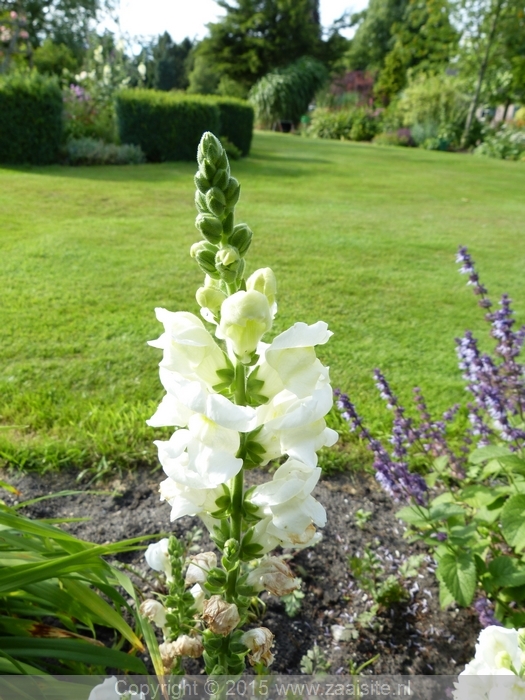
[336,246,525,628]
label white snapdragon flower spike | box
[218,290,272,362]
[255,322,332,400]
[159,476,223,523]
[249,459,326,551]
[155,413,243,489]
[145,538,173,581]
[255,385,338,466]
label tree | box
[153,33,192,91]
[374,0,458,101]
[196,0,325,90]
[344,0,408,71]
[460,0,525,144]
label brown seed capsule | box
[202,595,240,636]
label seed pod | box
[195,213,222,244]
[206,187,226,218]
[229,223,252,256]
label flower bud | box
[212,168,230,190]
[145,538,173,581]
[219,290,272,362]
[202,158,216,182]
[216,245,240,268]
[246,268,277,314]
[215,246,244,284]
[195,190,208,213]
[195,213,222,244]
[241,627,274,667]
[196,284,227,314]
[139,599,167,628]
[224,177,240,208]
[185,551,217,586]
[246,556,299,596]
[194,172,210,194]
[190,241,220,279]
[206,187,226,218]
[229,223,253,257]
[198,133,222,165]
[202,595,240,635]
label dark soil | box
[1,465,480,675]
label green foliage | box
[345,0,408,71]
[374,0,459,103]
[63,84,117,143]
[249,56,328,127]
[116,90,221,162]
[215,97,254,156]
[198,0,324,90]
[373,129,413,146]
[65,137,145,165]
[187,54,220,95]
[282,586,305,618]
[305,106,379,141]
[32,38,78,78]
[394,71,470,148]
[0,490,148,674]
[300,644,331,675]
[475,124,525,160]
[0,71,62,164]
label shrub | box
[249,57,328,128]
[116,89,221,161]
[373,129,413,147]
[65,137,145,165]
[349,108,380,141]
[474,124,525,161]
[214,97,254,156]
[0,72,62,165]
[63,84,117,143]
[306,108,354,140]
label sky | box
[102,0,368,46]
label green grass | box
[1,132,524,472]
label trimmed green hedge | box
[116,90,254,161]
[215,98,254,157]
[116,90,221,162]
[0,72,62,165]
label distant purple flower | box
[457,246,492,308]
[474,597,502,628]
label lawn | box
[1,131,524,472]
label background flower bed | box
[1,131,524,473]
[1,464,479,675]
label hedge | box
[214,98,254,157]
[0,72,63,165]
[115,90,254,161]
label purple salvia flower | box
[473,597,502,628]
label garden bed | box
[2,464,480,675]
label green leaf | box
[460,485,504,508]
[501,495,525,552]
[488,557,525,588]
[436,552,477,606]
[396,505,430,526]
[428,502,465,522]
[469,446,512,464]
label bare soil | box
[1,465,480,675]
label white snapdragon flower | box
[246,268,277,318]
[145,538,173,581]
[149,368,256,432]
[246,556,299,596]
[185,551,217,586]
[155,414,243,489]
[139,599,168,628]
[255,322,332,400]
[249,459,326,551]
[454,627,525,700]
[255,385,338,466]
[149,308,229,390]
[159,476,224,522]
[218,290,272,362]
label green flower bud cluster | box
[191,133,253,292]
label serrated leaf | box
[501,495,525,552]
[436,552,477,606]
